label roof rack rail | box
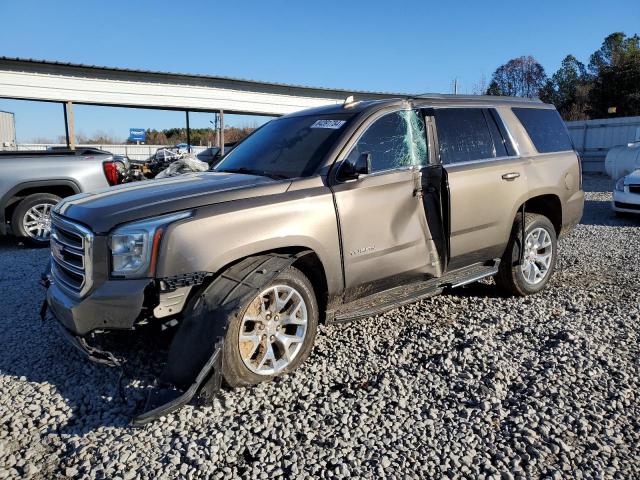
[411,93,543,103]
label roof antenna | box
[343,95,358,108]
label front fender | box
[156,186,343,296]
[134,251,307,425]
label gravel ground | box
[0,174,639,479]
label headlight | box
[615,177,625,192]
[109,211,192,278]
[110,232,148,274]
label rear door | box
[330,109,441,300]
[433,107,529,268]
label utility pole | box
[453,78,458,95]
[185,111,191,153]
[63,101,75,149]
[211,113,219,149]
[219,109,224,156]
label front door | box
[330,109,441,301]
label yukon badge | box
[349,245,375,256]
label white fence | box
[3,143,210,161]
[566,116,640,173]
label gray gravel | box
[1,174,639,479]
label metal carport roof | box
[0,57,409,116]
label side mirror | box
[338,152,371,181]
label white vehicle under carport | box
[613,169,640,215]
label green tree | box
[486,80,502,96]
[547,55,591,120]
[485,55,547,99]
[588,32,638,74]
[142,126,256,146]
[538,78,556,105]
[588,32,640,117]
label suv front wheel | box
[222,267,318,387]
[495,213,557,296]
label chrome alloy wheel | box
[521,227,553,285]
[22,203,53,241]
[238,284,308,376]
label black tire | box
[495,213,557,296]
[11,193,61,247]
[222,266,318,387]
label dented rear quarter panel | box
[156,176,343,296]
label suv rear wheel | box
[11,193,61,247]
[222,267,318,387]
[495,213,557,296]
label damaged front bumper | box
[46,278,149,336]
[43,251,308,425]
[44,272,224,425]
[54,322,123,367]
[50,318,223,425]
[132,341,223,426]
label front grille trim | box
[51,261,85,293]
[50,214,94,298]
[52,227,84,250]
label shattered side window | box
[400,110,428,167]
[346,110,427,173]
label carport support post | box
[219,109,224,155]
[63,101,75,150]
[185,110,191,153]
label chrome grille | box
[629,184,640,195]
[50,214,94,297]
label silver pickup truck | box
[0,148,125,246]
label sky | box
[0,0,638,142]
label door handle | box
[414,185,437,197]
[501,172,520,181]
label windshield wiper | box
[217,167,288,180]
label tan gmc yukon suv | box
[43,95,584,423]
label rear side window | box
[434,108,501,164]
[512,108,573,153]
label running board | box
[449,266,499,288]
[329,260,499,323]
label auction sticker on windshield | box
[310,120,346,129]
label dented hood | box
[55,172,289,233]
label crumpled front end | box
[43,215,308,424]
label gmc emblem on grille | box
[51,241,65,263]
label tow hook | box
[39,261,51,321]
